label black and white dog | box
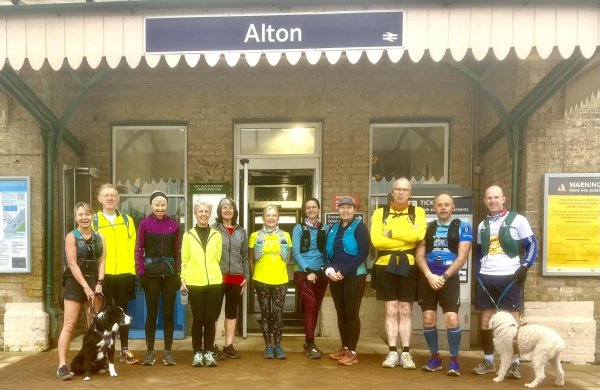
[70,305,132,381]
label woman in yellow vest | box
[249,204,292,359]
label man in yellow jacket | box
[95,183,139,364]
[370,177,426,370]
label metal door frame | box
[234,122,323,337]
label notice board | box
[543,173,600,276]
[0,177,31,273]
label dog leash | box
[87,292,106,318]
[477,277,516,311]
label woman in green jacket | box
[181,200,223,368]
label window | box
[370,122,449,196]
[237,123,319,156]
[113,125,187,227]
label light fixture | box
[281,188,289,201]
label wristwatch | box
[442,273,450,281]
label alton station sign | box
[145,11,405,53]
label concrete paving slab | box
[0,336,597,390]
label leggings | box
[189,284,222,353]
[329,274,366,351]
[294,271,328,342]
[141,275,180,351]
[222,283,243,320]
[254,281,287,346]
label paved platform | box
[0,336,598,389]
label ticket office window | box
[368,122,449,266]
[112,125,187,227]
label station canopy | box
[1,3,599,71]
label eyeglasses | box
[101,193,118,199]
[392,187,411,193]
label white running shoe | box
[381,351,400,368]
[399,352,416,370]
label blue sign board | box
[145,11,404,53]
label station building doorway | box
[234,122,322,337]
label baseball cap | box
[338,196,356,207]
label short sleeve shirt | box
[249,230,292,285]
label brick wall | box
[477,52,600,363]
[0,91,45,347]
[0,68,84,348]
[76,59,474,216]
[523,91,600,363]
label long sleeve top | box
[291,223,327,272]
[324,220,370,277]
[134,213,181,277]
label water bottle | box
[180,289,188,305]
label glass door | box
[234,122,322,337]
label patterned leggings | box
[254,281,287,346]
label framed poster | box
[188,183,230,227]
[543,173,600,276]
[0,177,31,273]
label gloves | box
[514,265,528,283]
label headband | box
[149,191,167,204]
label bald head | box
[434,193,455,223]
[484,185,506,215]
[485,185,504,198]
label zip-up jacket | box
[135,213,181,277]
[94,210,136,275]
[371,205,426,266]
[181,226,223,286]
[212,222,249,280]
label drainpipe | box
[43,127,59,347]
[511,123,522,211]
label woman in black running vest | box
[56,202,106,381]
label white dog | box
[489,311,565,388]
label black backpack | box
[381,204,416,225]
[300,223,326,254]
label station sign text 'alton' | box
[145,11,404,53]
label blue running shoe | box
[264,345,275,359]
[447,359,461,376]
[274,345,287,359]
[422,357,442,372]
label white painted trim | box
[0,4,598,70]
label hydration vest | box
[480,211,519,258]
[254,229,290,260]
[425,219,462,254]
[325,218,367,275]
[65,229,103,274]
[300,223,327,254]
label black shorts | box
[475,274,524,311]
[63,274,93,304]
[374,264,417,302]
[103,273,136,306]
[417,270,460,313]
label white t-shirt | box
[102,211,117,225]
[477,213,534,275]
